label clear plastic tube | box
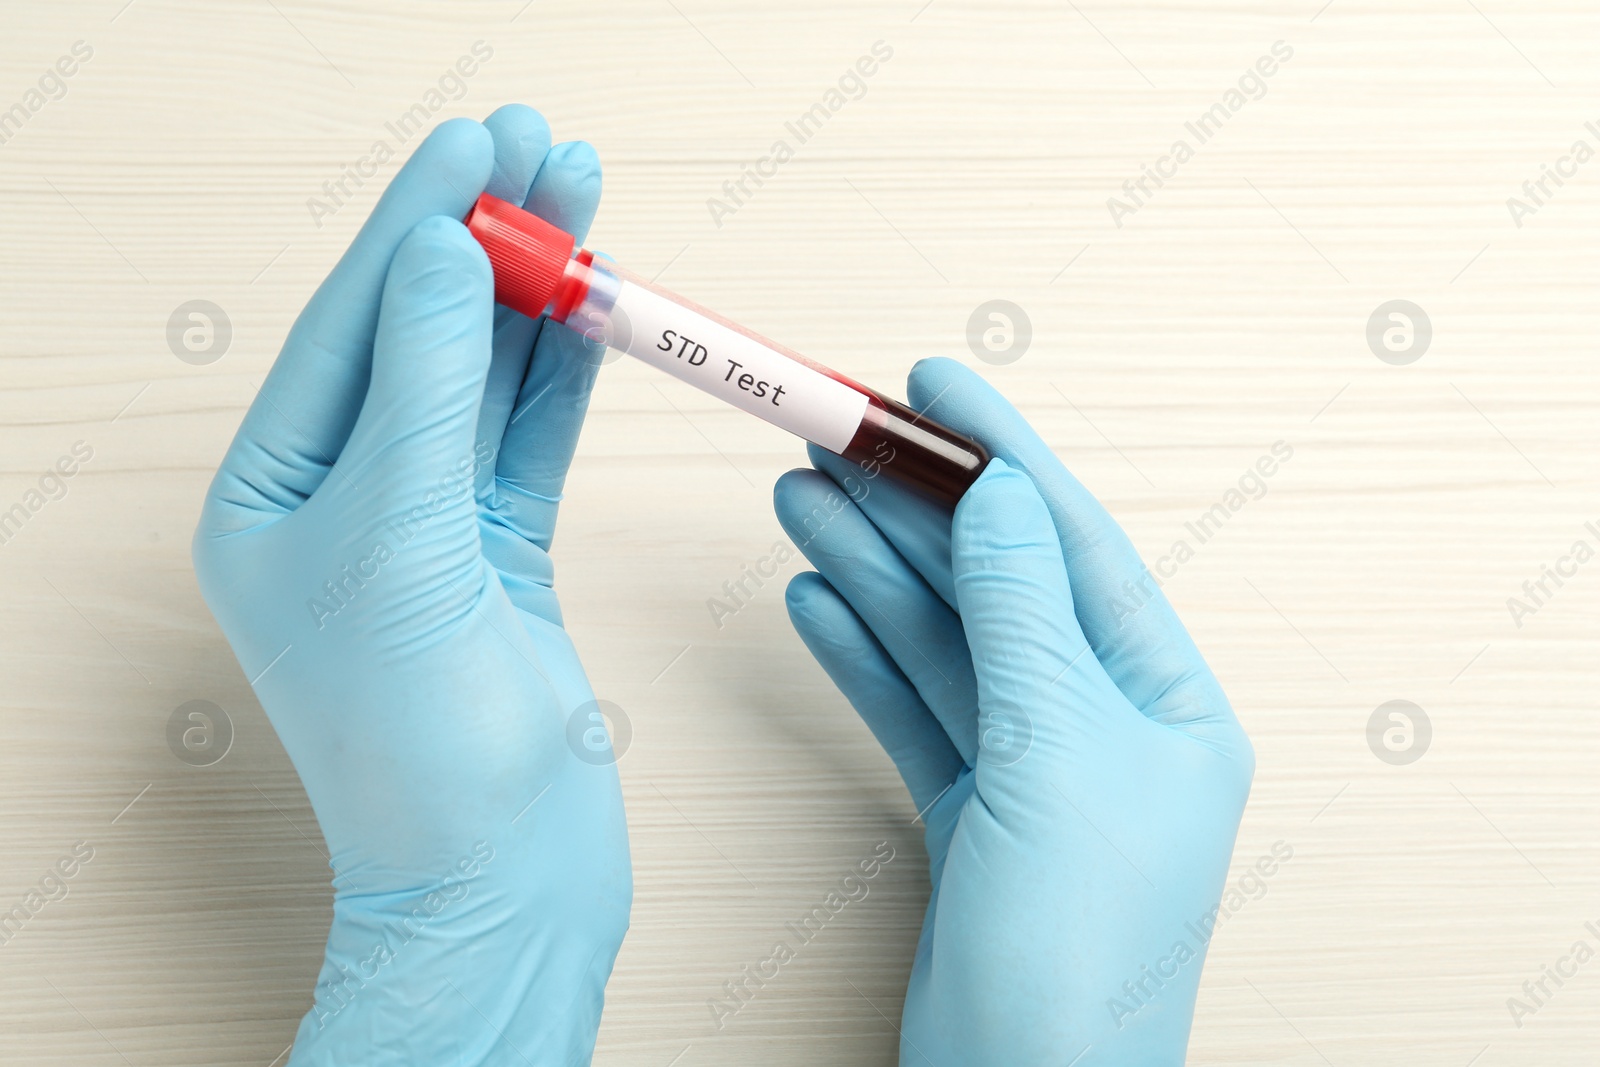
[466,194,988,507]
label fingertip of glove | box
[971,455,1013,480]
[484,103,552,146]
[420,117,496,188]
[547,140,602,187]
[953,459,1057,556]
[804,441,835,472]
[907,356,970,410]
[784,570,836,626]
[483,105,553,201]
[772,467,830,526]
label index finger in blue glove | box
[484,141,607,550]
[208,118,494,527]
[473,121,603,509]
[472,104,555,498]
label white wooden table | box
[2,1,1597,1062]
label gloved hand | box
[193,107,629,1066]
[773,358,1254,1065]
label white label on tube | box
[609,281,869,454]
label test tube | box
[464,194,988,507]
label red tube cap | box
[464,193,576,318]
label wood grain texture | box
[2,0,1599,1062]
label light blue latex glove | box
[773,358,1254,1066]
[193,108,629,1066]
